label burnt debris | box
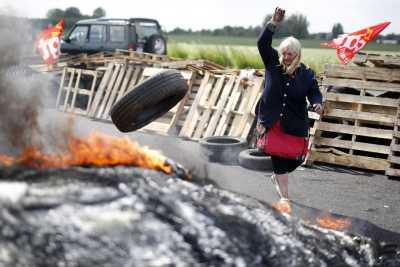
[0,166,398,267]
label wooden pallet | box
[115,49,171,62]
[58,51,229,75]
[179,72,264,140]
[386,103,400,177]
[85,64,196,135]
[307,64,399,171]
[353,52,400,68]
[56,67,99,115]
[88,63,145,120]
[136,68,196,135]
[158,59,225,72]
[59,50,173,69]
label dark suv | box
[60,18,167,55]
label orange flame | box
[316,216,351,231]
[272,201,292,214]
[0,155,14,166]
[0,132,172,174]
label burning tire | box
[238,149,272,171]
[110,70,188,132]
[199,136,247,165]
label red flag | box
[321,22,390,64]
[34,19,64,65]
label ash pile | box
[0,166,398,267]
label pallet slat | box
[324,64,400,82]
[88,63,114,118]
[314,137,390,154]
[390,143,400,152]
[325,93,399,107]
[323,77,400,93]
[309,151,389,171]
[386,168,400,177]
[102,64,127,119]
[389,155,400,165]
[324,108,395,124]
[96,64,122,118]
[318,122,393,139]
[179,72,213,138]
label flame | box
[316,216,351,231]
[272,201,292,214]
[0,155,14,166]
[0,132,172,174]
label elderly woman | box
[256,7,323,203]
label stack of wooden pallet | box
[58,50,171,68]
[56,63,200,135]
[307,53,400,175]
[56,59,262,139]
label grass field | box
[167,34,400,74]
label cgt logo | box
[36,36,60,65]
[333,34,367,52]
[34,19,64,65]
[321,22,390,65]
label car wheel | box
[110,70,188,132]
[199,136,248,165]
[238,149,272,171]
[144,34,167,55]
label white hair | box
[278,36,302,75]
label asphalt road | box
[47,111,400,244]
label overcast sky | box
[0,0,399,34]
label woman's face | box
[281,48,297,67]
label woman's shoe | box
[270,174,283,199]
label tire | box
[144,34,167,55]
[110,70,188,132]
[199,136,248,165]
[238,149,272,171]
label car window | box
[69,25,89,44]
[110,25,125,42]
[136,22,159,38]
[89,25,106,43]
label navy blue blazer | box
[256,23,322,137]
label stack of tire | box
[199,136,272,171]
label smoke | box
[0,12,68,155]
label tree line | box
[32,7,400,41]
[29,6,106,35]
[171,13,399,41]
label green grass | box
[168,42,337,74]
[167,34,400,75]
[168,34,400,51]
[168,34,256,46]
